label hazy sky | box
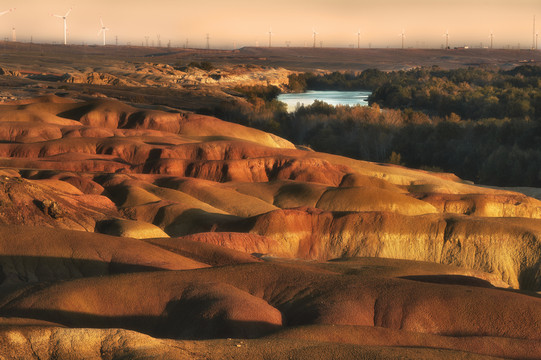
[0,0,539,49]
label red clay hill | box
[0,95,540,359]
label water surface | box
[278,90,371,112]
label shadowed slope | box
[0,225,208,295]
[146,233,273,266]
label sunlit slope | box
[0,96,540,291]
[1,95,541,358]
[1,258,539,359]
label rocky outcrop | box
[219,208,541,290]
[61,72,130,86]
[7,63,292,90]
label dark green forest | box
[203,65,541,187]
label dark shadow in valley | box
[142,148,163,173]
[0,308,282,340]
[0,255,175,290]
[398,275,496,288]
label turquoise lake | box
[277,90,371,112]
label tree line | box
[289,66,541,121]
[201,66,541,187]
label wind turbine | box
[98,18,109,46]
[443,29,449,49]
[0,8,15,17]
[268,27,272,48]
[1,7,15,38]
[489,31,494,49]
[533,15,536,50]
[52,8,72,45]
[357,29,361,49]
[312,28,318,48]
[399,29,405,49]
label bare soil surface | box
[0,45,540,359]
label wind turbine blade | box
[98,29,102,36]
[100,17,104,27]
[65,8,72,17]
[0,8,13,16]
[52,14,63,18]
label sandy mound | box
[149,232,284,258]
[0,173,118,231]
[0,97,295,149]
[316,186,437,215]
[0,225,207,295]
[0,327,506,360]
[155,177,278,217]
[0,258,539,359]
[95,218,169,239]
[146,234,263,266]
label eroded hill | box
[0,95,540,359]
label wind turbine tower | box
[268,27,272,47]
[533,15,536,50]
[312,28,318,48]
[443,30,449,49]
[357,29,361,48]
[399,29,405,49]
[11,26,15,42]
[98,18,109,46]
[489,31,494,49]
[206,33,210,49]
[52,8,72,45]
